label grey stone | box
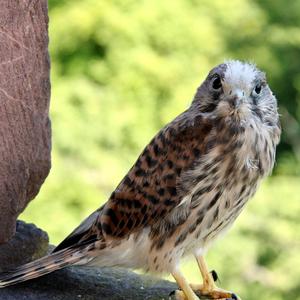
[0,252,236,299]
[0,224,236,299]
[0,266,178,300]
[0,221,49,272]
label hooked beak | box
[228,89,245,109]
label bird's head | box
[193,60,279,127]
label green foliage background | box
[21,1,300,299]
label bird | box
[0,60,281,300]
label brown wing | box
[99,110,213,238]
[53,208,102,252]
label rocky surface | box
[0,221,49,272]
[0,266,178,300]
[0,265,239,300]
[0,0,51,243]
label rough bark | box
[0,0,51,243]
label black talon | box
[210,269,219,282]
[169,289,181,297]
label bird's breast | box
[167,120,276,250]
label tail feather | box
[0,245,90,288]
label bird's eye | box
[253,84,262,95]
[212,75,222,90]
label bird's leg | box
[192,255,216,292]
[172,268,199,300]
[190,255,240,299]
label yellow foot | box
[189,284,241,300]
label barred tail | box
[0,245,90,288]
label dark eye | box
[254,84,261,95]
[212,75,222,90]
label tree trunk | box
[0,0,51,243]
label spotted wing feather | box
[53,208,102,252]
[100,111,212,238]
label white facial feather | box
[223,60,257,94]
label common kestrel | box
[0,60,281,300]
